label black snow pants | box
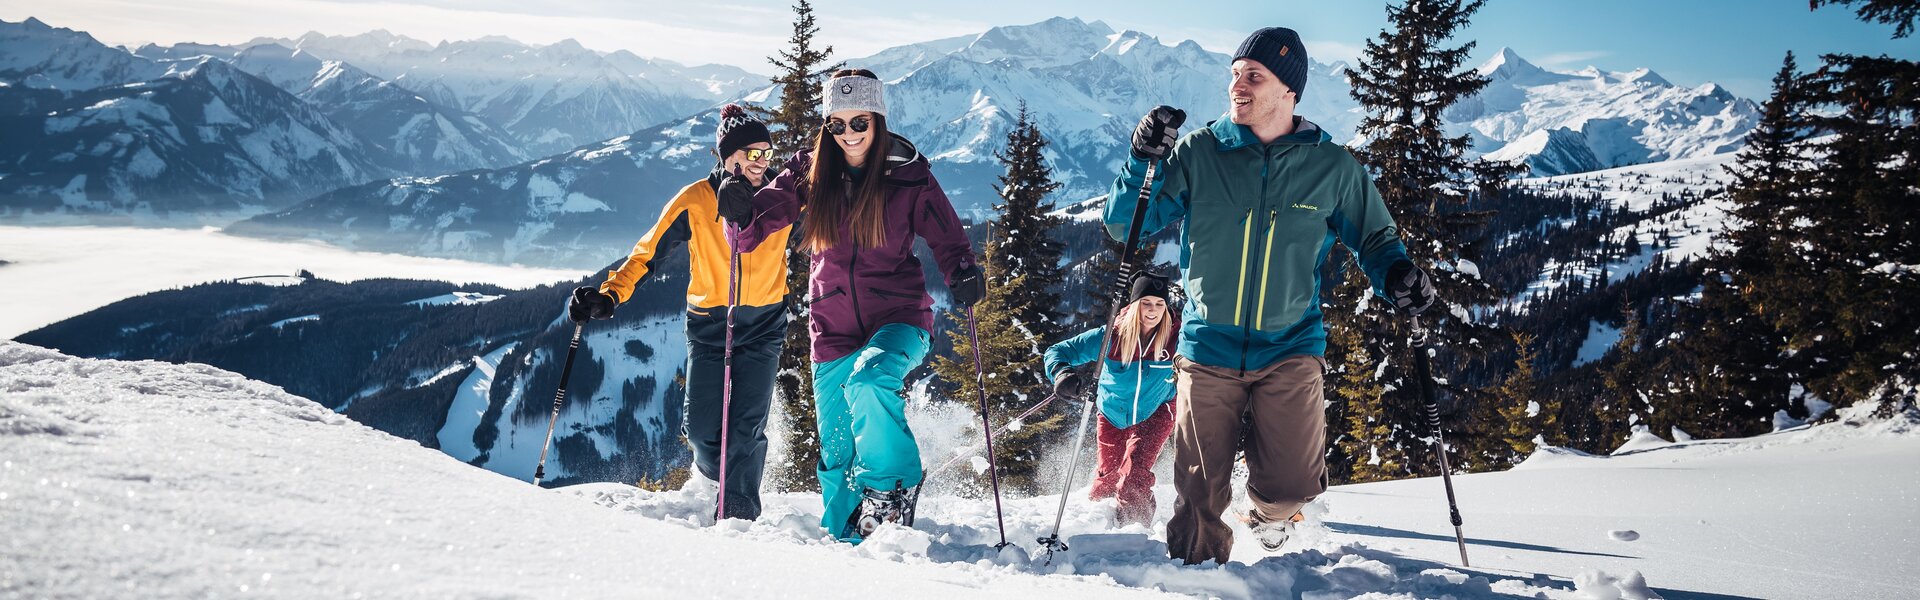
[683,301,787,520]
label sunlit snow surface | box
[4,342,1916,598]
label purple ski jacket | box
[733,134,976,363]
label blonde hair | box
[1112,299,1173,363]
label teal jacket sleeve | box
[1330,161,1411,298]
[1043,326,1107,382]
[1104,147,1189,243]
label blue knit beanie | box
[1233,27,1309,101]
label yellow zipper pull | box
[1235,208,1253,327]
[1255,210,1279,330]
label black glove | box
[1131,105,1187,161]
[568,286,617,324]
[716,165,756,226]
[1052,369,1084,400]
[1386,260,1438,315]
[950,263,986,308]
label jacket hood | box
[879,133,928,179]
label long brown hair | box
[803,68,893,253]
[1112,299,1174,364]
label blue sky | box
[6,0,1914,100]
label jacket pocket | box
[808,288,846,306]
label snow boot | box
[853,482,919,538]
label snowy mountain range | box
[245,30,764,156]
[0,48,390,221]
[215,17,1759,267]
[0,17,759,222]
[226,112,727,267]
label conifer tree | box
[1329,278,1404,483]
[983,102,1068,346]
[1661,53,1807,437]
[761,0,836,492]
[1332,0,1517,478]
[1493,330,1547,458]
[929,104,1071,494]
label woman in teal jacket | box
[1044,271,1180,525]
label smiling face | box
[1135,295,1167,329]
[722,142,773,186]
[1228,58,1295,133]
[826,109,877,167]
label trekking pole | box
[1039,132,1177,563]
[533,323,584,487]
[924,393,1058,481]
[963,306,1014,550]
[1409,314,1470,567]
[716,222,741,522]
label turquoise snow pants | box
[810,323,931,541]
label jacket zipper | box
[1240,148,1273,374]
[1234,209,1253,327]
[1254,209,1279,330]
[1130,329,1159,425]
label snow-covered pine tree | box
[761,0,836,492]
[1658,52,1808,437]
[1782,49,1920,410]
[1333,0,1519,478]
[1328,284,1401,483]
[929,103,1070,494]
[983,102,1068,347]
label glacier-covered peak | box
[1477,46,1548,80]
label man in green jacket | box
[1105,26,1437,565]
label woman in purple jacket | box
[719,69,982,542]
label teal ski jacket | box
[1043,316,1180,429]
[1105,116,1410,372]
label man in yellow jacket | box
[569,104,792,521]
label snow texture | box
[7,342,1918,598]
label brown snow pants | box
[1165,354,1327,565]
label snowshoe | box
[1244,510,1304,552]
[853,483,919,538]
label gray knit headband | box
[822,75,887,117]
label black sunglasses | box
[823,115,872,136]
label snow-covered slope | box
[1509,152,1738,308]
[6,341,1915,598]
[0,342,1157,598]
[262,31,761,155]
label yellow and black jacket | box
[600,171,792,309]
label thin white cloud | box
[1305,39,1364,66]
[1536,50,1611,68]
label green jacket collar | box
[1209,115,1330,151]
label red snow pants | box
[1088,401,1176,526]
